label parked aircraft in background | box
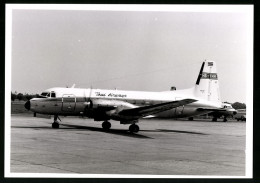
[207,103,237,122]
[188,103,237,122]
[25,60,225,133]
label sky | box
[9,5,253,103]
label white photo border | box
[5,4,254,178]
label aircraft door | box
[175,97,184,117]
[62,94,76,112]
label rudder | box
[194,60,221,103]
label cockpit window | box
[41,92,49,97]
[51,92,56,98]
[40,91,56,98]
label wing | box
[118,99,197,118]
[88,98,197,122]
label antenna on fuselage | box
[88,85,93,101]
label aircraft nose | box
[24,100,31,110]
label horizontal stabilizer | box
[197,108,227,112]
[142,115,156,119]
[119,99,197,117]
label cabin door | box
[62,94,76,112]
[175,97,184,117]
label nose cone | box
[24,100,31,110]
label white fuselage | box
[30,87,221,119]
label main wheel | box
[102,121,111,130]
[52,122,59,128]
[129,124,139,133]
[212,117,217,122]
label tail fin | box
[194,60,221,103]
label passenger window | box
[46,93,50,97]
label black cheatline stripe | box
[196,62,205,85]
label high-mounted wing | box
[119,99,197,118]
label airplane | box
[187,103,237,122]
[24,60,224,133]
[209,103,237,122]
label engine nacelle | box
[120,119,138,124]
[84,101,93,109]
[83,99,138,122]
[90,99,137,110]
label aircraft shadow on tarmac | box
[12,124,153,139]
[12,124,207,138]
[149,129,207,135]
[61,124,153,139]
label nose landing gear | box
[52,122,60,128]
[52,115,60,128]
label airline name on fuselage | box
[95,92,127,98]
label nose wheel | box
[52,122,60,128]
[129,124,139,133]
[102,121,111,130]
[52,115,60,128]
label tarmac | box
[10,114,246,176]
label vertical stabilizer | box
[194,60,221,103]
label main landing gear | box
[212,117,217,122]
[52,115,60,128]
[101,121,140,133]
[129,124,139,133]
[102,121,111,130]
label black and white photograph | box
[5,4,253,178]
